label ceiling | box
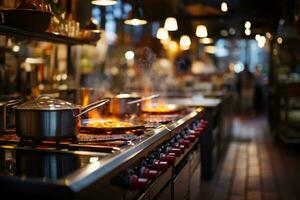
[124,0,287,39]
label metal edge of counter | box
[65,108,204,193]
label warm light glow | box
[124,18,147,26]
[91,0,117,6]
[220,29,228,37]
[25,57,44,64]
[160,36,171,46]
[89,157,99,163]
[156,27,169,40]
[257,36,266,48]
[12,45,20,52]
[255,34,261,41]
[244,21,251,29]
[125,51,135,60]
[179,35,191,50]
[199,37,214,44]
[245,28,251,36]
[266,32,272,39]
[204,45,216,54]
[229,28,236,35]
[221,2,228,12]
[234,63,244,73]
[277,37,283,44]
[164,17,178,31]
[196,25,208,38]
[168,41,178,50]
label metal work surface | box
[0,108,204,197]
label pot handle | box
[5,99,23,107]
[75,99,110,118]
[127,94,160,105]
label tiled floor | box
[200,116,300,200]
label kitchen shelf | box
[0,24,98,45]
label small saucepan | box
[108,93,160,117]
[15,96,109,140]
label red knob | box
[169,148,181,156]
[187,134,196,142]
[154,160,168,171]
[179,144,185,152]
[195,126,204,132]
[137,177,148,189]
[165,154,176,164]
[131,175,149,190]
[168,152,176,157]
[180,139,190,147]
[147,170,158,180]
[141,166,158,180]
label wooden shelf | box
[0,24,98,45]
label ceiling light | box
[164,17,178,31]
[229,28,236,35]
[124,18,147,26]
[266,32,272,39]
[257,36,266,48]
[196,25,208,38]
[12,45,20,52]
[221,2,228,12]
[156,27,169,40]
[277,37,283,44]
[125,51,135,60]
[124,0,147,26]
[245,29,251,36]
[244,21,251,29]
[180,35,191,50]
[255,34,261,41]
[220,29,228,37]
[91,0,117,6]
[199,37,213,44]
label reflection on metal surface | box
[89,157,99,163]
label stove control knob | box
[165,154,176,164]
[187,134,196,142]
[160,153,176,164]
[179,139,191,147]
[140,166,158,180]
[131,175,149,190]
[167,147,182,156]
[154,159,169,171]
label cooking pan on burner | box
[80,119,144,133]
[15,96,109,140]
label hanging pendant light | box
[179,35,191,50]
[91,0,117,6]
[156,27,169,40]
[124,0,147,26]
[164,17,178,31]
[196,25,208,38]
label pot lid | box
[16,96,77,110]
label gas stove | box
[0,108,207,200]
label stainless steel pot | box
[108,94,160,117]
[15,96,109,140]
[109,94,141,117]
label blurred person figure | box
[254,65,265,115]
[236,64,255,116]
